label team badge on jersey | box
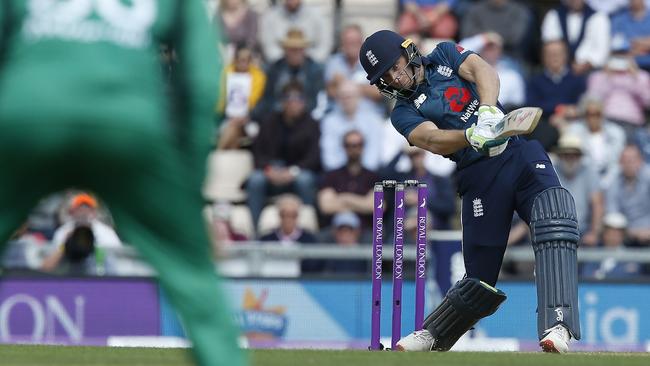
[436,65,453,78]
[414,93,427,109]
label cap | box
[332,211,361,229]
[360,30,406,85]
[70,193,97,210]
[603,212,627,229]
[281,28,310,49]
[555,134,583,155]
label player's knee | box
[529,187,580,248]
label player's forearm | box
[459,54,500,106]
[409,124,469,156]
[473,64,500,106]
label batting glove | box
[477,105,505,129]
[465,124,509,157]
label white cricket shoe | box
[539,324,570,353]
[395,329,434,351]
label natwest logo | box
[444,86,471,112]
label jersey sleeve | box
[430,41,476,74]
[390,102,427,140]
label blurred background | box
[2,0,650,353]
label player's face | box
[381,56,415,90]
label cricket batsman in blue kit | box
[360,30,580,353]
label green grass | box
[0,345,649,366]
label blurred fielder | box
[360,30,580,353]
[0,1,245,365]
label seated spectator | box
[320,81,384,171]
[258,0,333,63]
[218,43,266,149]
[586,50,650,133]
[252,28,324,120]
[216,0,259,59]
[526,41,586,150]
[552,134,603,246]
[541,0,610,74]
[382,146,456,230]
[580,212,642,279]
[606,144,650,246]
[318,130,378,236]
[324,24,385,117]
[460,32,525,111]
[565,95,626,188]
[611,0,650,71]
[322,211,368,275]
[247,81,320,230]
[397,0,458,40]
[461,0,533,59]
[41,193,122,275]
[259,194,321,273]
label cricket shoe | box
[395,329,434,351]
[539,324,570,353]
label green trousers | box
[0,120,246,366]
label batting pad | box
[530,187,581,340]
[423,277,506,351]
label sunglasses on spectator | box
[344,141,363,148]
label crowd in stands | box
[6,0,650,280]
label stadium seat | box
[203,149,254,203]
[257,203,319,236]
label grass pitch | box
[0,345,649,366]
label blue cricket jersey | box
[391,41,503,169]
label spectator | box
[320,81,384,171]
[216,0,259,59]
[565,95,626,188]
[247,81,320,230]
[41,193,122,274]
[606,144,650,246]
[252,28,324,120]
[324,24,384,117]
[587,51,650,132]
[382,146,457,230]
[580,212,642,279]
[552,134,603,246]
[258,0,333,63]
[218,43,266,149]
[526,41,586,149]
[541,0,610,74]
[322,211,368,275]
[460,32,525,111]
[259,194,321,273]
[611,0,650,70]
[318,130,379,235]
[397,0,458,39]
[461,0,533,59]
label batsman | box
[0,1,244,365]
[360,30,580,353]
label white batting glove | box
[465,124,509,157]
[477,105,505,129]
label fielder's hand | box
[477,105,505,128]
[465,124,509,157]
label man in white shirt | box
[542,0,611,74]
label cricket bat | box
[493,107,543,139]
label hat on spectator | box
[554,134,583,155]
[333,211,361,229]
[603,212,628,229]
[281,28,310,48]
[70,193,97,210]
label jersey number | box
[28,0,157,31]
